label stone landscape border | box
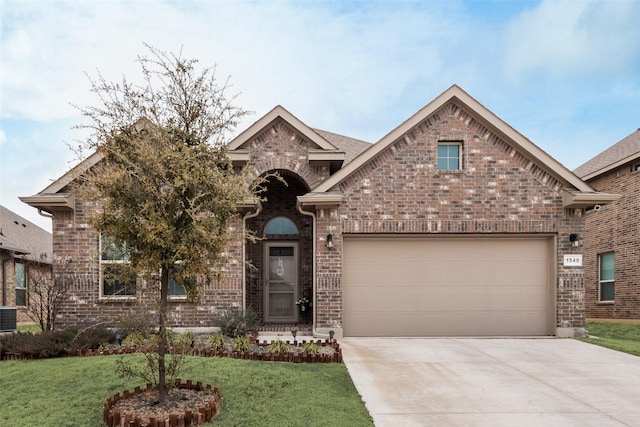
[103,379,222,427]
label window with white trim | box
[437,142,462,170]
[15,262,26,306]
[100,235,136,297]
[598,252,615,302]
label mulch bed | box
[104,380,222,427]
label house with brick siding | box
[0,205,53,325]
[21,85,618,337]
[574,129,640,320]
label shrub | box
[122,332,146,349]
[0,326,116,359]
[233,336,251,352]
[214,307,258,338]
[302,341,321,355]
[207,335,226,351]
[115,311,154,338]
[268,339,291,354]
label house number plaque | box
[563,254,583,267]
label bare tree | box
[26,255,73,331]
[73,44,259,403]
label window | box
[168,269,187,298]
[634,163,640,172]
[15,262,26,306]
[437,142,462,170]
[599,252,615,302]
[100,235,136,297]
[264,216,298,235]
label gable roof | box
[312,85,594,195]
[0,205,52,262]
[574,128,640,180]
[226,105,349,169]
[228,105,340,151]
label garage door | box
[342,236,553,337]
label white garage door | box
[342,236,554,337]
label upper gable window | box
[265,216,298,235]
[437,142,462,171]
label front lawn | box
[582,321,640,356]
[0,355,373,426]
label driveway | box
[340,338,640,427]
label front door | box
[264,243,297,323]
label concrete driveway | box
[340,338,640,427]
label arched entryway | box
[245,171,313,324]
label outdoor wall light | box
[291,329,297,345]
[569,233,581,248]
[326,234,333,249]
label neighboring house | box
[0,205,53,323]
[574,129,640,319]
[21,85,618,338]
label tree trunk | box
[158,266,170,403]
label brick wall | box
[313,101,586,331]
[51,200,245,329]
[584,162,640,318]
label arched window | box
[264,216,298,235]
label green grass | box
[582,321,640,356]
[17,323,41,333]
[0,355,373,427]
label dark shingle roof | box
[574,129,640,179]
[0,205,52,263]
[313,129,371,165]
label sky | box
[1,0,639,233]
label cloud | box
[0,128,6,144]
[505,0,640,81]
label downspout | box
[242,203,261,315]
[297,204,331,339]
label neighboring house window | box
[15,262,26,306]
[437,142,462,170]
[100,235,136,297]
[265,216,298,235]
[599,252,615,302]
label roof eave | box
[562,190,622,209]
[19,193,75,213]
[297,192,343,210]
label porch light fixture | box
[329,330,335,343]
[569,233,581,248]
[326,234,333,249]
[291,329,297,345]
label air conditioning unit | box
[0,307,17,331]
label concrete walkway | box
[340,338,640,427]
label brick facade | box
[312,101,587,333]
[583,162,640,319]
[27,86,601,336]
[51,200,245,329]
